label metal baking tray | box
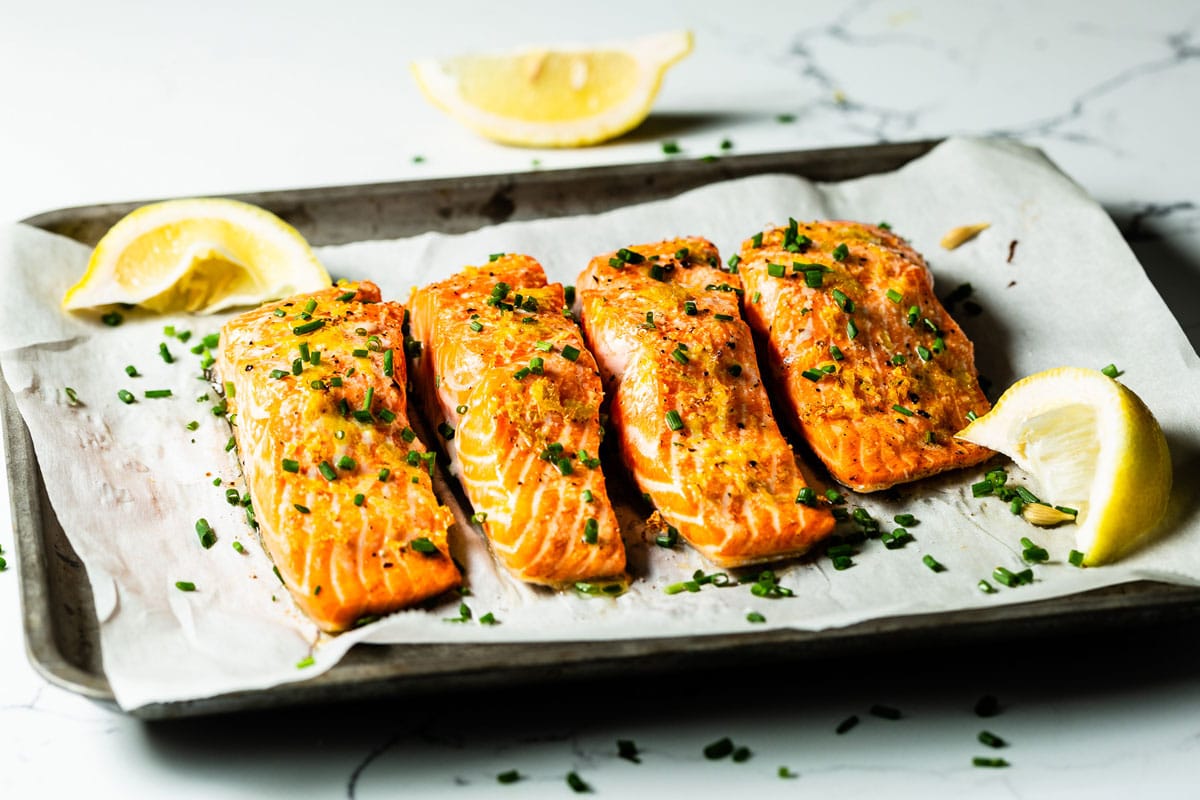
[9,140,1200,719]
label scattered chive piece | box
[829,344,845,361]
[337,455,356,470]
[337,290,356,302]
[175,581,196,592]
[378,468,390,482]
[64,387,81,405]
[751,232,763,248]
[353,493,365,507]
[383,348,394,377]
[978,579,997,594]
[583,517,599,544]
[124,365,139,377]
[894,513,917,526]
[802,368,824,382]
[232,541,246,554]
[847,319,859,339]
[670,346,689,365]
[273,308,286,317]
[978,730,1007,748]
[767,262,786,278]
[732,746,752,763]
[294,503,310,514]
[566,772,591,793]
[564,285,576,305]
[795,487,817,506]
[804,269,824,288]
[185,420,199,431]
[832,243,849,261]
[224,436,236,452]
[778,766,798,779]
[703,737,735,760]
[352,348,369,358]
[648,264,666,281]
[1101,363,1122,378]
[661,140,681,155]
[318,461,338,481]
[410,537,438,555]
[1069,549,1085,566]
[561,344,581,362]
[302,298,317,315]
[870,704,901,720]
[195,518,216,549]
[293,319,326,335]
[144,389,172,399]
[534,340,553,352]
[469,319,483,333]
[973,757,1009,768]
[101,311,124,326]
[118,389,135,404]
[665,410,684,431]
[617,739,640,763]
[400,428,416,443]
[438,422,455,439]
[747,611,767,623]
[972,480,994,497]
[886,289,903,303]
[836,715,860,735]
[488,252,505,262]
[752,291,761,304]
[831,555,853,570]
[479,612,498,625]
[656,525,679,548]
[296,656,315,670]
[890,354,907,366]
[892,404,914,417]
[922,554,945,572]
[158,342,174,363]
[496,770,521,784]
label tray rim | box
[8,138,1200,717]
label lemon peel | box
[411,30,692,148]
[956,367,1172,565]
[63,198,330,314]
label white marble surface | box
[2,0,1199,797]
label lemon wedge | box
[62,198,331,314]
[956,367,1172,565]
[411,30,693,147]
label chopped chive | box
[479,611,498,625]
[661,140,681,155]
[353,493,365,507]
[671,346,689,365]
[318,461,337,481]
[993,566,1017,587]
[713,313,734,321]
[556,457,573,477]
[158,342,174,363]
[400,427,416,443]
[892,403,914,417]
[378,468,391,482]
[932,336,945,354]
[352,410,372,422]
[732,746,752,763]
[836,715,860,735]
[117,389,135,404]
[231,541,246,554]
[826,489,845,504]
[665,410,684,431]
[195,518,216,549]
[767,262,786,278]
[978,730,1007,748]
[751,232,763,248]
[795,487,817,506]
[282,459,300,473]
[124,364,140,378]
[497,769,521,784]
[383,348,394,377]
[292,319,325,335]
[886,289,903,304]
[561,344,581,362]
[329,376,343,387]
[907,305,920,326]
[533,340,553,352]
[583,517,599,544]
[973,757,1010,768]
[972,480,994,497]
[337,290,356,302]
[337,455,356,470]
[831,555,853,570]
[802,368,824,382]
[751,291,761,304]
[978,579,997,593]
[890,354,907,366]
[832,243,849,261]
[437,422,455,439]
[564,285,576,305]
[832,288,852,312]
[704,737,734,760]
[410,537,438,554]
[648,264,666,282]
[1069,549,1085,566]
[804,269,824,288]
[922,554,945,572]
[273,308,286,317]
[916,345,932,361]
[352,348,369,358]
[175,581,196,592]
[293,503,310,514]
[827,544,855,558]
[656,525,679,548]
[683,300,698,316]
[101,311,124,326]
[470,511,488,524]
[566,772,591,793]
[1101,363,1122,378]
[302,298,317,315]
[847,319,858,339]
[296,656,315,670]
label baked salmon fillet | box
[736,220,993,492]
[578,238,835,567]
[408,255,626,585]
[218,282,460,633]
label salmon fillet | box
[218,282,460,633]
[578,237,835,568]
[408,255,626,585]
[737,220,993,492]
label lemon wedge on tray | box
[956,367,1172,566]
[62,198,331,314]
[411,30,693,147]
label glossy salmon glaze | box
[737,220,993,492]
[219,282,460,633]
[408,255,626,585]
[578,238,835,567]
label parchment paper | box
[3,138,1198,711]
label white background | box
[2,1,1199,797]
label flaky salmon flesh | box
[218,282,460,633]
[578,238,836,568]
[408,255,627,585]
[737,220,993,492]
